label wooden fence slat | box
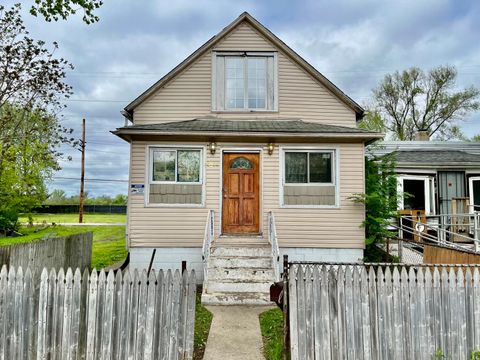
[289,265,299,360]
[448,268,458,358]
[424,268,436,358]
[376,267,387,360]
[54,269,66,359]
[118,270,132,360]
[409,267,421,360]
[153,270,164,360]
[319,266,331,360]
[127,269,139,360]
[392,267,404,360]
[440,267,450,357]
[328,267,339,360]
[368,266,379,360]
[384,267,394,360]
[359,267,371,360]
[36,268,48,360]
[159,269,172,360]
[168,270,182,360]
[416,268,427,360]
[473,267,480,349]
[432,267,443,355]
[296,266,306,360]
[78,268,89,360]
[86,269,98,360]
[22,268,33,360]
[352,267,363,360]
[135,270,148,360]
[111,269,123,360]
[101,270,115,360]
[61,269,73,360]
[336,267,346,360]
[312,266,322,360]
[144,270,157,360]
[13,267,24,360]
[0,265,8,359]
[304,266,314,360]
[344,266,355,360]
[185,271,196,360]
[69,269,82,360]
[457,269,467,359]
[176,270,188,359]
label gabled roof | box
[124,12,364,120]
[113,118,382,142]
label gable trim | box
[124,12,364,120]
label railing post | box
[283,255,290,360]
[475,212,480,252]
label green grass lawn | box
[194,289,213,360]
[259,307,284,360]
[19,213,126,224]
[0,225,127,269]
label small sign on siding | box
[130,184,145,195]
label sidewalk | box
[203,306,269,360]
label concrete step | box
[207,267,274,282]
[205,281,272,293]
[214,237,268,247]
[201,291,273,305]
[208,256,272,269]
[211,246,271,257]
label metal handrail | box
[396,216,479,252]
[268,211,281,281]
[202,210,214,282]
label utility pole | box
[79,118,86,223]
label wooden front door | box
[222,153,260,234]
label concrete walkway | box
[203,306,269,360]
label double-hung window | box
[148,147,203,206]
[151,148,202,184]
[284,151,334,185]
[282,149,337,207]
[213,52,277,111]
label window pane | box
[225,57,244,109]
[230,157,253,169]
[177,150,200,182]
[152,150,175,181]
[309,153,332,183]
[247,57,267,109]
[285,152,307,183]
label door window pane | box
[309,153,332,183]
[285,152,307,183]
[152,150,175,182]
[177,150,200,182]
[472,180,480,211]
[230,157,253,169]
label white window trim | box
[283,149,336,186]
[145,145,206,208]
[211,51,278,112]
[468,176,480,212]
[397,175,435,215]
[279,146,340,209]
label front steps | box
[201,239,275,305]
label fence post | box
[283,255,290,360]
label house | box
[114,12,382,304]
[371,139,480,215]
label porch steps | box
[201,239,275,305]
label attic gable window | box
[213,52,277,111]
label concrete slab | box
[203,306,271,360]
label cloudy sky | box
[8,0,480,197]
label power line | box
[53,176,128,183]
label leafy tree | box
[351,149,399,259]
[359,109,387,133]
[30,0,103,24]
[0,4,73,233]
[369,65,480,140]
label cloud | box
[5,0,479,196]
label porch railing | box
[202,210,214,282]
[397,212,480,252]
[268,211,281,281]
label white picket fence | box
[288,263,480,360]
[0,266,196,360]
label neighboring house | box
[114,12,381,304]
[371,140,480,216]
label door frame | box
[397,175,435,215]
[219,148,263,236]
[468,176,480,212]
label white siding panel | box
[128,141,366,249]
[133,21,356,127]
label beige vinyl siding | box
[128,140,365,249]
[133,22,356,127]
[149,184,202,204]
[283,185,336,206]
